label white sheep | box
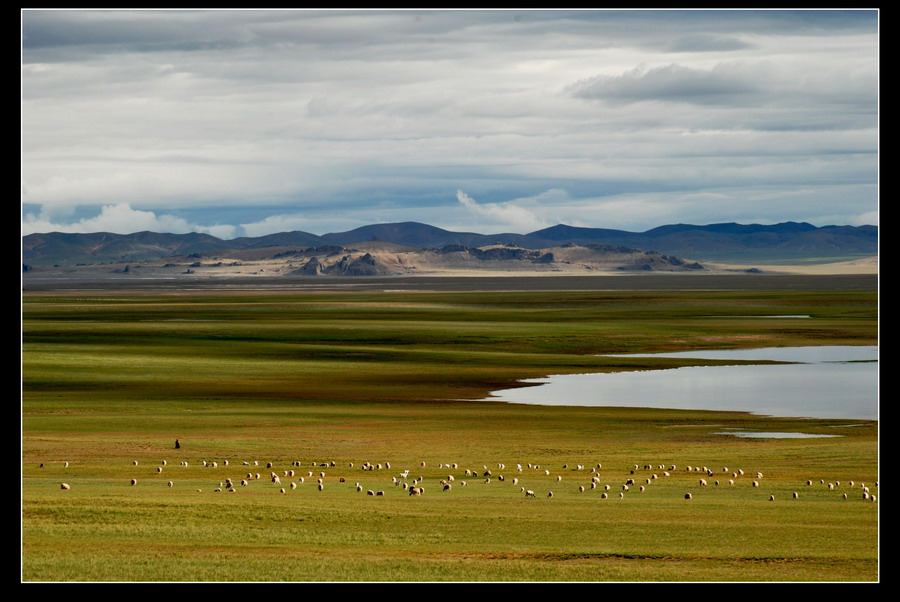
[130,478,137,486]
[60,483,70,490]
[525,490,536,498]
[684,493,692,500]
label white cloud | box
[23,203,199,236]
[456,190,549,232]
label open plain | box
[21,271,879,582]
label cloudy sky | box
[21,9,878,239]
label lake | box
[485,346,878,420]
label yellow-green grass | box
[22,288,878,582]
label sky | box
[21,9,879,239]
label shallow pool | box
[484,346,878,420]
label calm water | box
[485,346,878,420]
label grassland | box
[21,283,879,582]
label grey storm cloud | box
[21,9,879,237]
[568,63,761,105]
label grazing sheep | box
[699,479,707,487]
[842,493,848,500]
[792,491,799,499]
[578,486,585,493]
[525,490,536,498]
[60,483,70,490]
[318,483,324,491]
[752,481,759,487]
[409,487,424,496]
[443,484,451,492]
[601,492,608,499]
[547,491,553,498]
[769,495,775,501]
[367,490,375,496]
[64,461,69,468]
[684,493,692,500]
[376,491,384,496]
[133,461,139,466]
[241,480,248,487]
[130,479,137,486]
[157,467,163,473]
[290,482,297,490]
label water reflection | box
[486,346,877,420]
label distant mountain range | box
[22,221,877,267]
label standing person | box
[175,439,180,449]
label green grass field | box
[21,285,879,582]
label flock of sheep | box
[52,457,878,504]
